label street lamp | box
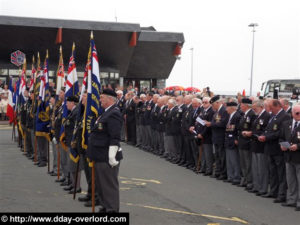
[248,23,258,96]
[190,47,194,87]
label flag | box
[60,43,79,150]
[79,59,89,102]
[19,58,27,105]
[13,78,20,111]
[6,77,15,124]
[56,46,65,97]
[82,33,102,153]
[35,50,51,141]
[29,56,36,92]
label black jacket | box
[238,109,256,150]
[211,105,229,145]
[264,109,290,155]
[195,106,214,144]
[225,111,241,149]
[87,105,123,163]
[280,119,300,164]
[157,105,168,132]
[181,104,195,137]
[250,110,271,153]
[144,100,154,125]
[125,99,136,123]
[64,106,79,147]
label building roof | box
[0,16,184,79]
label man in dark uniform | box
[176,96,187,165]
[134,95,143,148]
[116,90,126,142]
[165,98,178,160]
[238,98,256,190]
[247,99,271,195]
[138,94,147,149]
[156,97,168,156]
[224,100,242,184]
[280,104,300,211]
[125,92,136,145]
[195,97,214,175]
[150,95,161,153]
[206,95,229,180]
[20,89,29,153]
[258,99,290,202]
[26,91,35,159]
[280,98,292,117]
[143,93,155,151]
[62,96,80,194]
[87,89,123,213]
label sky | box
[0,0,299,95]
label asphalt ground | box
[0,125,299,225]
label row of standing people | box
[118,91,300,212]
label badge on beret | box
[273,124,277,131]
[98,123,103,130]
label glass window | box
[101,72,109,79]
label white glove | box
[108,146,119,167]
[52,137,57,145]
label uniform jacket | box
[64,106,79,147]
[125,99,136,123]
[211,105,229,145]
[150,104,160,130]
[225,111,241,149]
[144,100,154,126]
[87,105,123,163]
[157,105,168,132]
[238,109,256,150]
[54,104,64,141]
[181,104,195,137]
[250,110,271,153]
[264,109,290,155]
[280,119,300,164]
[195,106,214,144]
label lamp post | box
[248,23,258,96]
[190,47,194,87]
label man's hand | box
[258,136,266,142]
[197,134,203,139]
[243,131,252,137]
[204,121,211,127]
[289,144,298,151]
[189,126,195,133]
[108,146,119,167]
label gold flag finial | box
[46,49,49,58]
[59,45,62,54]
[72,42,75,51]
[32,55,35,64]
[90,31,94,39]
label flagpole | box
[72,42,75,96]
[34,52,40,163]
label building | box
[0,16,184,91]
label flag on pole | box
[82,32,102,152]
[29,56,36,92]
[19,58,27,105]
[56,46,65,97]
[6,77,15,124]
[35,50,51,141]
[60,43,79,150]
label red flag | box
[242,89,246,97]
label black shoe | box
[48,170,54,175]
[256,192,266,196]
[68,188,81,194]
[262,193,276,198]
[60,181,70,186]
[237,184,246,187]
[63,186,73,191]
[38,163,47,167]
[281,202,296,207]
[248,189,258,193]
[84,199,100,207]
[78,195,91,202]
[51,172,60,176]
[98,207,106,213]
[56,178,66,183]
[273,198,285,203]
[34,162,39,165]
[232,181,240,185]
[203,172,212,176]
[223,179,232,183]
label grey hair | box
[202,96,211,103]
[192,97,202,104]
[253,99,264,108]
[228,98,238,104]
[168,99,176,106]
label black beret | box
[241,98,252,104]
[102,88,117,97]
[227,102,238,107]
[66,96,79,103]
[209,95,220,104]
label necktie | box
[293,121,298,132]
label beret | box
[227,102,238,107]
[102,88,117,97]
[209,95,220,104]
[66,96,79,103]
[241,98,252,104]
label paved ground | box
[0,125,299,225]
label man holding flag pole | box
[86,31,123,213]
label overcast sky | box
[1,0,299,95]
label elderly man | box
[280,104,300,211]
[237,98,256,190]
[206,95,229,179]
[258,99,290,202]
[87,89,123,213]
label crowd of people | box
[117,87,300,212]
[14,84,300,213]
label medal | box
[98,123,103,130]
[273,124,277,131]
[259,119,263,125]
[256,124,260,130]
[246,116,250,123]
